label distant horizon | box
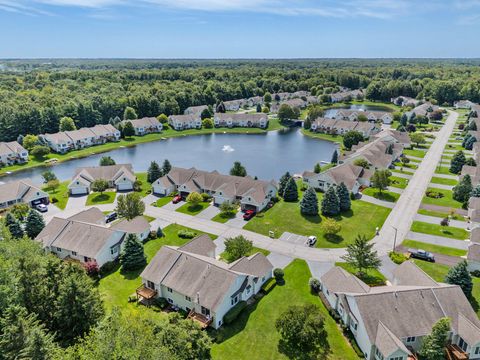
[2,57,480,60]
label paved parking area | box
[214,237,226,257]
[196,204,220,220]
[267,252,294,269]
[279,231,309,245]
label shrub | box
[149,230,157,239]
[471,270,480,278]
[82,261,99,277]
[388,251,407,264]
[178,230,197,239]
[201,193,211,202]
[51,197,58,203]
[309,277,321,292]
[440,217,449,226]
[425,190,444,199]
[155,297,168,309]
[223,301,247,324]
[273,268,284,281]
[99,261,118,275]
[261,278,277,293]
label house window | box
[458,337,468,352]
[475,347,480,355]
[167,298,173,304]
[326,289,330,295]
[231,295,239,305]
[390,357,404,360]
[72,251,77,256]
[375,348,384,360]
[201,306,210,316]
[350,318,358,331]
[147,281,155,289]
[185,296,191,302]
[406,336,415,343]
[56,247,62,252]
[167,287,173,293]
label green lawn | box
[244,191,391,248]
[434,166,453,175]
[422,188,462,209]
[390,176,408,189]
[212,209,239,223]
[410,221,468,240]
[211,260,359,360]
[335,262,386,287]
[444,144,465,151]
[175,201,210,215]
[219,246,270,263]
[135,172,151,197]
[391,169,414,176]
[402,239,467,257]
[43,180,70,210]
[301,129,344,146]
[413,261,480,317]
[143,215,155,223]
[393,162,418,170]
[417,209,466,222]
[153,195,174,207]
[86,191,116,205]
[362,188,400,202]
[403,148,427,158]
[430,177,457,186]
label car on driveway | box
[35,203,48,213]
[307,236,317,247]
[408,249,435,262]
[243,210,256,220]
[172,195,182,204]
[105,212,117,223]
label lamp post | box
[392,226,398,252]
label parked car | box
[307,236,317,247]
[105,212,117,223]
[172,195,182,204]
[243,209,256,220]
[35,203,48,213]
[408,249,435,262]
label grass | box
[417,209,466,222]
[335,262,387,287]
[412,261,480,317]
[135,172,151,197]
[434,166,453,175]
[422,188,462,209]
[98,224,217,313]
[212,209,239,223]
[86,191,116,205]
[402,239,467,257]
[390,176,408,189]
[410,221,468,240]
[394,162,418,170]
[362,188,400,202]
[301,129,344,146]
[219,246,270,263]
[153,195,174,207]
[43,180,70,210]
[430,176,458,186]
[444,144,465,151]
[0,119,286,176]
[211,259,359,360]
[403,148,427,158]
[391,168,414,175]
[244,190,391,248]
[143,215,155,222]
[175,201,210,215]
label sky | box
[0,0,480,58]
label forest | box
[0,59,480,141]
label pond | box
[324,104,393,119]
[0,128,338,184]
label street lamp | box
[392,226,398,252]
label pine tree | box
[472,184,480,197]
[466,157,477,166]
[120,234,147,271]
[230,161,247,177]
[462,134,472,148]
[449,150,466,174]
[340,234,381,276]
[419,318,450,360]
[283,178,298,202]
[162,159,172,175]
[336,182,351,211]
[123,121,135,137]
[445,260,473,298]
[8,219,24,239]
[25,209,45,238]
[468,120,477,131]
[452,174,473,203]
[278,172,292,197]
[313,163,321,174]
[300,187,318,215]
[321,186,340,216]
[5,212,17,227]
[147,161,162,183]
[331,149,338,164]
[465,136,477,150]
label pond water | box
[324,104,393,119]
[1,128,338,184]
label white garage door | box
[117,183,133,191]
[70,187,88,195]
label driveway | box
[395,245,462,267]
[307,261,334,280]
[428,183,453,191]
[225,211,247,229]
[65,194,87,211]
[162,201,184,211]
[267,252,294,269]
[359,194,395,208]
[414,213,468,229]
[196,204,220,220]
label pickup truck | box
[408,249,435,262]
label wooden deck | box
[446,344,468,360]
[135,285,157,306]
[187,310,212,329]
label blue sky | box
[0,0,479,58]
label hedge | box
[223,301,247,324]
[261,278,276,294]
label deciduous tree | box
[116,192,145,220]
[59,116,76,131]
[224,235,253,262]
[371,169,391,193]
[419,318,450,360]
[123,106,137,120]
[91,179,108,194]
[230,161,247,177]
[99,156,115,166]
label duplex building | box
[0,180,49,209]
[152,167,277,212]
[68,164,136,195]
[213,113,268,129]
[468,227,480,272]
[40,124,121,153]
[455,100,476,109]
[320,262,480,360]
[168,114,202,130]
[111,216,151,242]
[184,105,208,116]
[138,235,273,329]
[0,141,28,166]
[330,89,364,103]
[391,96,420,107]
[122,117,163,136]
[469,197,480,223]
[310,118,380,137]
[332,109,393,124]
[408,102,440,118]
[461,165,480,185]
[270,98,307,113]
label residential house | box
[469,197,480,223]
[391,96,420,107]
[168,114,202,130]
[334,110,393,124]
[330,89,364,103]
[410,102,440,118]
[184,105,208,116]
[0,141,28,166]
[152,167,277,212]
[246,96,264,107]
[461,165,480,185]
[213,113,268,129]
[303,163,372,194]
[111,216,151,242]
[320,262,480,360]
[68,164,136,195]
[223,99,245,111]
[455,100,476,109]
[68,207,106,225]
[0,180,49,209]
[122,117,163,136]
[310,118,380,137]
[270,98,307,113]
[139,235,273,328]
[373,129,411,148]
[468,227,480,272]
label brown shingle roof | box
[320,266,370,294]
[393,261,439,287]
[68,207,105,225]
[111,216,150,235]
[178,234,216,257]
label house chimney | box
[196,292,200,303]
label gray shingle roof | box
[68,207,105,225]
[0,180,46,204]
[111,216,150,234]
[320,266,370,294]
[71,164,135,184]
[375,322,411,357]
[178,234,216,257]
[392,261,439,287]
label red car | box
[172,195,182,204]
[243,210,256,220]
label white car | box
[307,236,317,247]
[35,203,48,213]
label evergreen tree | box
[462,133,472,148]
[466,157,477,166]
[8,218,24,239]
[120,234,147,271]
[278,172,292,197]
[400,113,408,127]
[331,149,338,164]
[162,159,172,175]
[313,163,321,173]
[452,174,473,203]
[256,104,262,113]
[283,178,298,202]
[230,161,247,177]
[123,121,135,137]
[303,117,311,130]
[5,212,17,227]
[99,156,115,166]
[336,182,351,211]
[340,234,381,276]
[25,209,45,238]
[450,150,466,174]
[147,161,162,183]
[465,136,477,150]
[300,187,318,215]
[445,260,473,298]
[468,119,477,131]
[321,186,340,216]
[216,101,226,113]
[419,318,450,360]
[472,184,480,197]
